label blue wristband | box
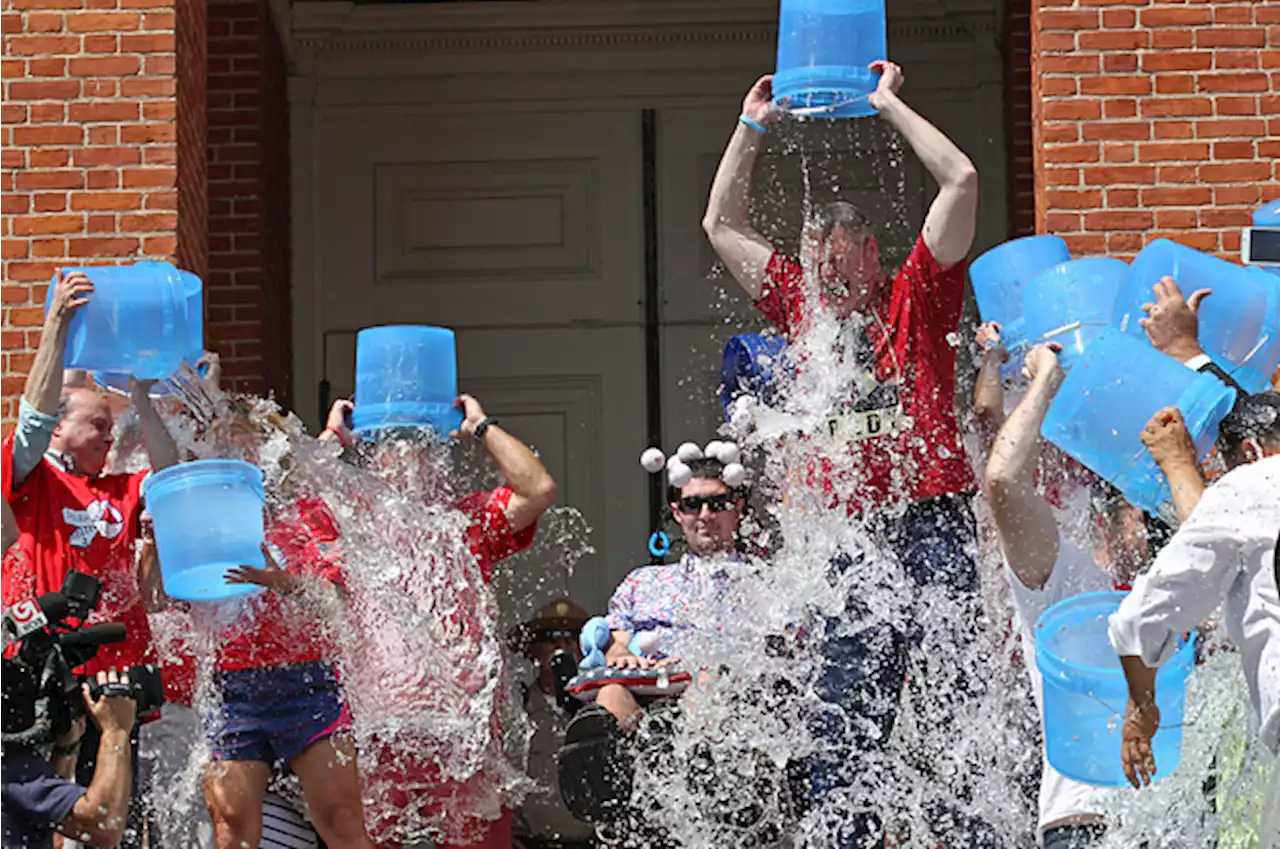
[739,114,767,134]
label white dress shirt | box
[1108,455,1280,754]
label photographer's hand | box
[60,670,135,847]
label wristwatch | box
[474,417,499,440]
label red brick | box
[67,55,140,76]
[1155,210,1199,229]
[1198,73,1269,92]
[67,102,140,123]
[82,34,117,54]
[1137,141,1211,162]
[121,168,176,188]
[28,150,69,168]
[1140,7,1212,28]
[1196,28,1266,49]
[1200,208,1253,228]
[1044,125,1081,143]
[1199,162,1271,182]
[119,32,175,52]
[1155,74,1196,94]
[120,77,174,97]
[25,12,64,32]
[1195,118,1267,138]
[7,35,80,55]
[1080,75,1152,96]
[1106,188,1139,208]
[120,123,175,143]
[1042,78,1079,96]
[1216,6,1257,25]
[32,239,67,257]
[1216,96,1260,116]
[1078,30,1149,51]
[1142,186,1213,207]
[1212,141,1256,159]
[1154,122,1195,140]
[13,170,84,191]
[6,79,80,101]
[11,215,84,236]
[1157,165,1197,184]
[1140,97,1213,117]
[28,103,64,123]
[1082,121,1150,141]
[1084,210,1154,230]
[1044,100,1096,123]
[66,237,141,257]
[26,58,66,76]
[65,12,140,32]
[1064,234,1106,255]
[11,124,81,145]
[1045,189,1104,210]
[1154,231,1220,252]
[1151,29,1193,50]
[1103,99,1138,119]
[85,171,119,189]
[1141,52,1213,72]
[72,147,142,166]
[1100,8,1135,28]
[32,193,66,212]
[69,192,142,211]
[1042,55,1100,74]
[1215,51,1261,71]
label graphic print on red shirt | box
[2,437,153,675]
[754,234,976,513]
[215,494,347,672]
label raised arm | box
[701,75,781,301]
[25,270,92,417]
[1140,407,1205,523]
[984,344,1065,591]
[869,61,978,268]
[455,394,556,534]
[972,321,1008,457]
[130,379,179,472]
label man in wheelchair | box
[556,444,766,837]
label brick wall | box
[1032,0,1280,259]
[1,0,188,427]
[204,0,291,406]
[1006,0,1035,238]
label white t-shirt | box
[1005,534,1114,837]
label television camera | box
[2,570,164,748]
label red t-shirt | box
[1,437,154,675]
[755,234,976,513]
[363,486,536,847]
[216,494,346,672]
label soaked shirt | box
[605,553,751,659]
[755,235,975,513]
[2,402,153,675]
[216,494,347,672]
[1109,455,1280,755]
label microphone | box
[58,623,128,668]
[2,592,71,643]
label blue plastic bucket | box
[1023,258,1128,370]
[1036,591,1195,787]
[1254,199,1280,227]
[721,333,789,416]
[1115,239,1280,394]
[773,0,887,119]
[95,270,205,397]
[1041,330,1237,516]
[144,459,266,602]
[970,235,1072,368]
[351,325,464,439]
[44,262,190,380]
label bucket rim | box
[143,458,265,500]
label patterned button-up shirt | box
[605,553,750,659]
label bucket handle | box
[1087,690,1191,732]
[1038,319,1108,342]
[781,92,870,118]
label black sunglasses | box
[676,494,737,514]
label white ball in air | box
[676,442,703,462]
[640,447,666,473]
[704,440,725,460]
[721,462,748,488]
[667,461,693,488]
[717,442,741,465]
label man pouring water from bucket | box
[2,269,183,849]
[702,52,985,845]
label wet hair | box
[810,201,874,242]
[665,457,748,504]
[1088,480,1174,556]
[1216,391,1280,468]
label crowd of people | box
[2,59,1278,849]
